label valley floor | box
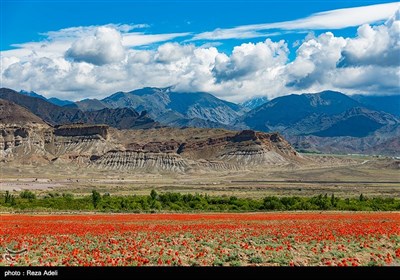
[1,154,399,199]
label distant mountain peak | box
[304,90,357,107]
[19,90,47,100]
[102,87,242,127]
[19,89,74,107]
[0,88,159,130]
[242,89,398,139]
[240,96,269,111]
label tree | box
[263,196,283,210]
[5,191,16,206]
[5,191,11,203]
[331,194,337,207]
[150,190,158,200]
[92,190,101,209]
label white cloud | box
[212,39,288,82]
[268,2,399,30]
[65,27,126,65]
[193,2,399,40]
[192,30,282,40]
[1,24,189,62]
[339,11,400,67]
[332,66,400,93]
[1,6,399,102]
[42,23,149,40]
[285,32,347,89]
[155,43,194,63]
[281,13,400,95]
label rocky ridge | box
[1,120,303,172]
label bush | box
[20,190,36,200]
[263,196,284,210]
[1,190,399,212]
[92,190,101,209]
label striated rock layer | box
[1,106,304,172]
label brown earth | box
[1,120,303,172]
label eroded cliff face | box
[54,124,109,139]
[89,151,189,172]
[175,130,300,165]
[1,123,303,172]
[0,124,53,163]
[0,124,118,164]
[47,125,118,159]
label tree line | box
[1,190,399,212]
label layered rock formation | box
[1,98,303,172]
[54,124,109,139]
[1,125,303,172]
[0,99,52,162]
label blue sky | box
[1,0,399,101]
[2,0,395,53]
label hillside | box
[241,91,399,137]
[0,99,46,125]
[0,120,303,171]
[352,94,400,117]
[0,88,159,130]
[100,87,242,127]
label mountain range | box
[240,91,398,137]
[100,87,243,127]
[20,90,75,107]
[0,100,302,171]
[0,88,160,130]
[1,87,399,156]
[351,95,400,117]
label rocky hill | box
[88,127,303,172]
[289,124,400,156]
[0,99,47,125]
[241,91,399,136]
[0,101,303,171]
[240,96,269,111]
[352,94,400,117]
[4,86,399,156]
[19,90,75,107]
[91,87,243,128]
[0,88,160,130]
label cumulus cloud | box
[155,43,195,63]
[1,6,399,102]
[282,16,400,95]
[285,32,347,89]
[339,10,400,67]
[65,27,126,65]
[2,24,189,62]
[212,39,288,82]
[332,66,400,93]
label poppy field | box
[1,213,399,266]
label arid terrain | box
[1,98,399,200]
[1,153,399,199]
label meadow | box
[1,213,399,266]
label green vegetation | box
[19,190,36,200]
[1,190,399,212]
[91,190,101,209]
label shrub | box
[20,190,36,200]
[92,190,101,209]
